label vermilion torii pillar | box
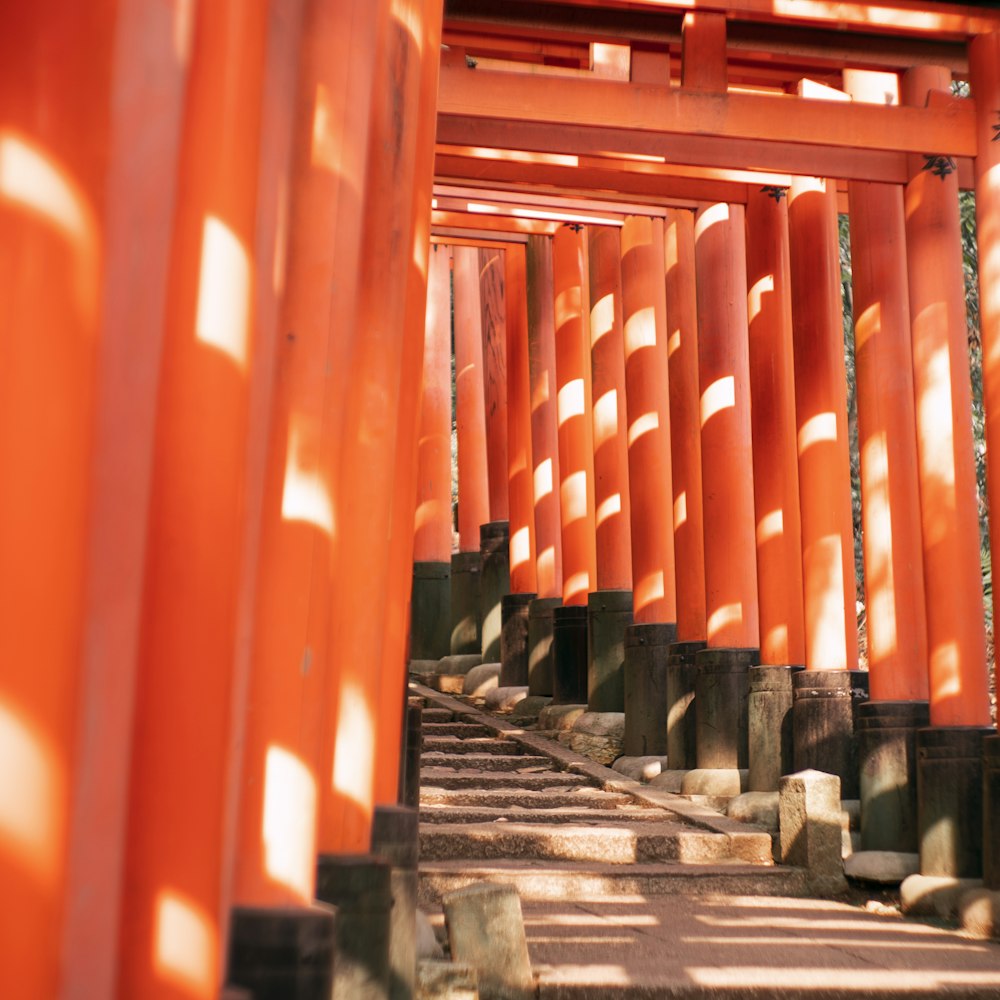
[664,209,708,768]
[551,225,599,704]
[587,225,634,713]
[620,215,678,757]
[744,187,807,791]
[694,202,760,770]
[410,246,454,662]
[524,235,564,696]
[450,245,491,657]
[480,248,510,524]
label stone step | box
[420,708,454,724]
[421,722,490,739]
[419,788,636,810]
[422,736,517,755]
[420,821,734,864]
[420,752,553,772]
[418,804,672,825]
[418,860,808,905]
[419,769,590,791]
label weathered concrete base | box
[958,888,1000,940]
[648,770,688,794]
[372,806,419,1000]
[499,592,534,688]
[443,884,533,1000]
[985,735,1000,889]
[417,960,479,1000]
[528,597,562,697]
[480,521,510,664]
[695,647,757,769]
[552,605,588,705]
[587,589,633,713]
[623,622,676,757]
[485,686,529,713]
[681,768,748,798]
[779,769,848,894]
[417,910,444,960]
[315,854,393,1000]
[412,561,451,661]
[748,664,802,792]
[401,703,423,809]
[792,669,860,800]
[666,641,704,771]
[462,663,501,698]
[537,703,586,733]
[844,850,920,885]
[727,791,779,832]
[227,904,336,1000]
[559,711,625,765]
[450,551,482,656]
[612,756,670,782]
[900,873,985,918]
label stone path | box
[411,682,1000,998]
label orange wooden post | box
[620,215,677,757]
[526,235,564,601]
[970,33,1000,724]
[480,248,510,523]
[744,188,806,667]
[664,210,708,643]
[373,0,445,809]
[787,177,859,673]
[505,244,539,596]
[0,4,123,996]
[451,244,491,656]
[116,1,270,996]
[845,71,929,704]
[693,202,759,770]
[318,0,428,856]
[620,215,677,627]
[662,209,708,767]
[523,235,564,695]
[587,225,633,712]
[681,12,727,94]
[552,226,599,608]
[410,245,454,661]
[903,65,990,728]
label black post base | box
[985,735,1000,890]
[449,551,481,655]
[748,664,803,792]
[623,622,677,756]
[666,640,705,770]
[410,561,450,660]
[552,604,588,705]
[587,589,633,713]
[499,592,534,686]
[528,596,562,697]
[479,521,510,663]
[695,647,757,769]
[792,669,861,800]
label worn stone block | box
[537,704,586,732]
[484,686,528,712]
[463,663,501,697]
[682,768,748,797]
[844,850,920,885]
[900,873,984,918]
[443,884,533,1000]
[958,889,1000,940]
[612,756,670,782]
[778,769,848,893]
[727,791,779,832]
[417,960,479,999]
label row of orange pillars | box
[412,48,1000,936]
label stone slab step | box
[419,788,636,810]
[420,708,454,723]
[418,804,672,825]
[418,860,808,905]
[419,769,590,791]
[420,752,553,772]
[422,736,518,755]
[420,822,734,864]
[421,722,490,738]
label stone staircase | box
[412,683,808,905]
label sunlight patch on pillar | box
[930,640,961,703]
[763,624,789,662]
[623,306,657,358]
[537,546,557,595]
[914,333,957,544]
[673,491,687,530]
[262,745,317,904]
[854,301,881,352]
[560,471,589,524]
[862,431,898,666]
[627,411,659,448]
[707,602,744,644]
[694,202,730,240]
[634,571,665,618]
[414,498,448,536]
[154,890,217,997]
[564,571,591,604]
[172,0,196,64]
[667,330,682,358]
[511,526,532,575]
[590,293,615,347]
[700,376,734,428]
[756,509,784,547]
[311,84,340,173]
[531,369,551,413]
[748,274,774,324]
[554,285,582,329]
[595,493,622,528]
[534,458,554,502]
[0,701,60,884]
[803,533,848,670]
[390,0,424,56]
[797,412,837,455]
[557,379,585,426]
[281,417,334,536]
[332,683,375,811]
[0,132,99,321]
[195,216,251,370]
[593,390,619,448]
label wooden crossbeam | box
[431,209,561,234]
[438,62,976,159]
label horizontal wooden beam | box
[431,209,562,234]
[431,233,524,248]
[434,194,626,224]
[434,183,667,218]
[437,109,976,188]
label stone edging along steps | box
[411,681,809,905]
